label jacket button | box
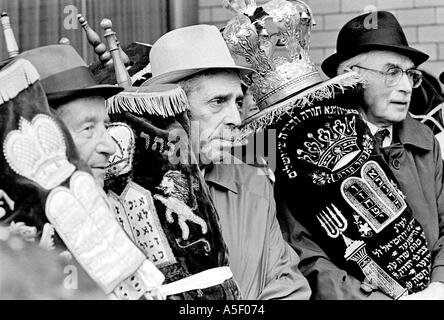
[392,159,400,169]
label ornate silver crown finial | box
[223,0,258,16]
[222,0,322,111]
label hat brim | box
[140,66,254,87]
[322,44,429,78]
[47,84,124,105]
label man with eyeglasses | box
[318,11,444,299]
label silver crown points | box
[4,114,76,190]
[222,0,322,110]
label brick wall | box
[198,0,444,83]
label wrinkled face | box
[355,51,415,127]
[186,71,243,164]
[56,96,116,188]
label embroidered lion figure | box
[154,170,207,240]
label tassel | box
[237,72,364,140]
[106,84,189,118]
[0,59,40,105]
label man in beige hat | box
[142,24,310,300]
[18,44,123,188]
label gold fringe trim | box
[237,72,364,141]
[106,85,189,118]
[0,59,40,105]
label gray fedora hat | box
[141,24,253,87]
[18,44,124,105]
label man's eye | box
[82,125,94,137]
[386,68,401,77]
[211,98,225,105]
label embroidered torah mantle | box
[105,111,241,300]
[0,59,84,236]
[275,102,431,298]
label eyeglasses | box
[351,65,423,88]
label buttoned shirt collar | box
[204,164,239,194]
[360,113,433,151]
[362,118,393,148]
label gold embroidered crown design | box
[297,117,360,171]
[4,114,76,189]
[223,0,321,110]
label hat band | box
[41,66,97,94]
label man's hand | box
[398,282,444,300]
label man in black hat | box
[319,10,444,299]
[18,44,124,188]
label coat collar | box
[204,164,239,194]
[395,113,434,151]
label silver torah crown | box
[222,0,322,111]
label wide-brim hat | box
[322,11,429,78]
[141,25,253,87]
[17,44,123,105]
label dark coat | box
[381,114,444,283]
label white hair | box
[336,52,371,76]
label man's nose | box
[223,102,242,127]
[98,128,117,156]
[398,72,413,93]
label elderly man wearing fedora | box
[18,44,123,188]
[313,11,444,299]
[142,24,311,300]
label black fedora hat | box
[17,44,123,106]
[322,11,429,78]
